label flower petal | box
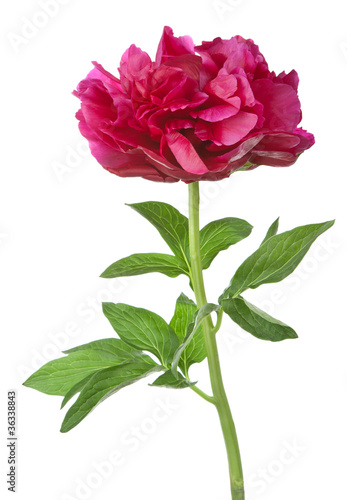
[89,61,122,90]
[156,26,195,65]
[248,150,297,167]
[196,111,258,146]
[118,44,152,96]
[165,131,209,174]
[193,102,240,122]
[163,54,202,81]
[252,79,301,132]
[292,128,315,153]
[205,73,238,101]
[275,69,299,92]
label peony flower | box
[73,26,314,182]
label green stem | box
[190,385,215,404]
[188,182,244,500]
[211,308,223,335]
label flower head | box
[74,27,314,182]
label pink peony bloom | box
[74,27,314,182]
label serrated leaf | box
[221,296,298,342]
[127,201,189,265]
[102,302,179,367]
[60,362,162,433]
[222,220,334,299]
[100,253,188,279]
[261,217,279,244]
[23,349,134,396]
[150,370,195,389]
[171,303,221,377]
[200,217,252,269]
[169,293,206,374]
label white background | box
[1,0,347,499]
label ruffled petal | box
[118,44,152,96]
[196,111,258,146]
[73,28,314,183]
[205,73,238,100]
[252,79,301,132]
[156,26,195,65]
[165,131,209,174]
[192,102,240,122]
[163,54,202,81]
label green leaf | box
[102,302,179,367]
[127,201,189,265]
[200,217,252,269]
[221,296,298,342]
[169,293,206,374]
[261,217,279,244]
[171,303,221,377]
[222,220,335,299]
[23,348,136,396]
[100,253,189,279]
[150,370,195,389]
[24,337,162,431]
[61,373,95,409]
[63,338,155,365]
[60,362,162,433]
